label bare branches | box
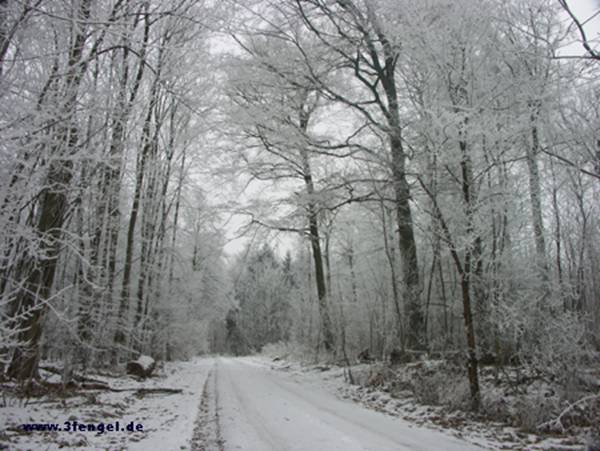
[541,146,600,181]
[558,0,600,61]
[537,394,600,433]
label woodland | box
[1,0,599,443]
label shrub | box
[439,378,472,410]
[480,389,512,422]
[413,372,446,405]
[496,301,592,393]
[513,392,560,432]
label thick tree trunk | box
[459,136,481,410]
[307,209,334,351]
[390,132,423,349]
[7,0,92,381]
[372,9,423,349]
[7,160,73,380]
[299,104,334,352]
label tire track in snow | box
[190,361,224,451]
[219,359,288,451]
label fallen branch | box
[40,366,106,385]
[537,394,600,433]
[19,380,182,396]
[76,385,182,396]
[132,388,183,396]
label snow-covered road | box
[213,357,484,451]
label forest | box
[1,0,599,449]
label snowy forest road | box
[205,357,484,451]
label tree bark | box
[7,0,93,380]
[380,200,403,344]
[299,105,334,352]
[459,145,481,411]
[526,105,549,281]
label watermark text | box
[22,420,144,434]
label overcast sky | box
[562,0,600,55]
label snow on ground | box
[213,356,484,450]
[2,355,592,450]
[0,358,212,450]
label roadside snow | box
[0,358,211,450]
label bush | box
[496,301,592,393]
[512,392,560,432]
[439,378,472,410]
[413,372,446,405]
[480,388,512,422]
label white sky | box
[560,0,600,56]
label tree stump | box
[126,355,156,378]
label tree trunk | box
[7,160,74,380]
[390,132,422,350]
[306,184,334,351]
[370,9,423,349]
[380,200,403,344]
[7,0,92,381]
[299,106,334,352]
[113,75,160,361]
[459,133,481,410]
[346,243,359,305]
[549,159,564,303]
[526,105,548,282]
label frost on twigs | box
[537,394,600,434]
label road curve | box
[214,357,485,451]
